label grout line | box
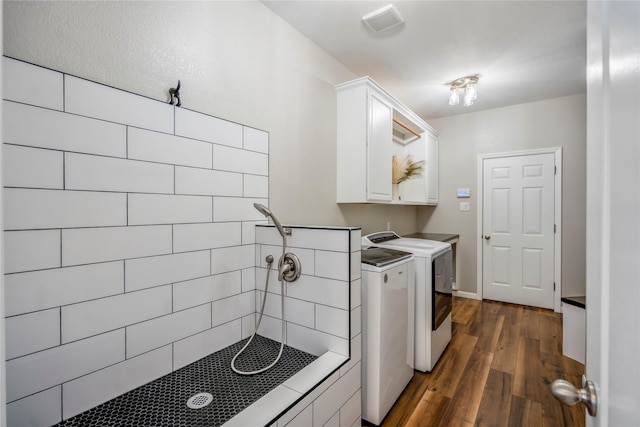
[59,229,63,268]
[59,307,63,346]
[62,151,66,190]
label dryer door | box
[432,250,453,330]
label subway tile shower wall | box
[2,57,360,426]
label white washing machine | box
[360,246,415,425]
[363,231,453,372]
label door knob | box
[484,235,491,240]
[550,378,597,416]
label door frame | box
[476,147,563,312]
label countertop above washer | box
[403,233,459,244]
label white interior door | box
[584,1,640,425]
[482,152,555,309]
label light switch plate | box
[460,202,470,211]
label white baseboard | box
[452,290,481,300]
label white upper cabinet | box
[366,91,394,201]
[336,77,438,205]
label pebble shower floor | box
[54,336,318,427]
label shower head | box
[253,203,271,217]
[253,203,287,238]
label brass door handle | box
[484,235,491,240]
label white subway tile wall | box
[174,107,243,148]
[172,321,240,370]
[125,304,213,358]
[64,152,175,193]
[61,225,173,266]
[175,167,243,196]
[3,101,127,157]
[4,188,127,230]
[127,127,213,168]
[6,386,62,427]
[2,58,64,111]
[60,285,172,344]
[127,193,213,225]
[61,346,173,420]
[276,370,340,427]
[3,145,64,189]
[6,330,126,402]
[2,57,361,427]
[64,75,174,134]
[4,229,61,274]
[4,262,124,317]
[124,250,211,292]
[5,308,60,360]
[173,222,242,252]
[172,271,242,311]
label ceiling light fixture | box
[362,5,404,32]
[448,75,479,106]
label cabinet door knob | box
[484,235,491,240]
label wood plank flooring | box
[376,297,585,427]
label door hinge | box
[554,166,557,175]
[554,224,557,233]
[554,282,556,291]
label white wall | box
[420,94,587,298]
[1,0,419,236]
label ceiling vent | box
[362,5,404,32]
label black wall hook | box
[169,80,181,107]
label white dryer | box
[360,246,415,425]
[363,231,453,372]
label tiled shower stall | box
[2,57,362,427]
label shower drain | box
[186,392,213,409]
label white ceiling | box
[262,0,587,120]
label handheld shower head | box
[253,203,287,238]
[253,203,271,217]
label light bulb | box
[449,87,460,105]
[463,83,477,106]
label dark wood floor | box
[378,297,585,427]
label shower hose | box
[230,248,286,376]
